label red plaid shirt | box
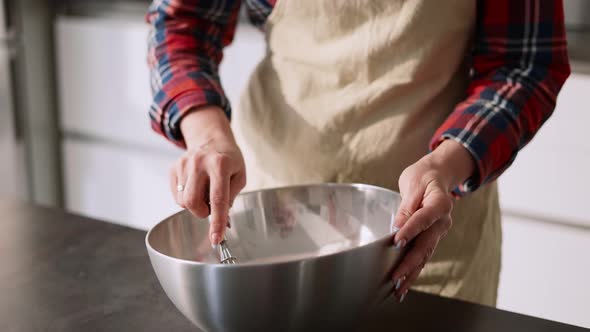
[147,0,570,195]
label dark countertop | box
[0,199,587,332]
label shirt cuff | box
[150,75,231,148]
[429,134,484,197]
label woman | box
[147,0,570,306]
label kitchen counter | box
[0,199,586,332]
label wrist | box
[180,105,235,149]
[423,140,476,191]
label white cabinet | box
[496,73,590,329]
[497,215,590,328]
[55,15,169,151]
[56,14,179,229]
[62,139,182,230]
[55,15,265,150]
[498,74,590,227]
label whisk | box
[218,236,237,264]
[205,195,237,265]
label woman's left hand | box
[391,140,475,302]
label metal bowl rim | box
[145,182,401,269]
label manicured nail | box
[395,239,407,249]
[394,276,405,291]
[399,290,407,303]
[211,233,222,245]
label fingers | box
[394,181,424,230]
[169,141,246,246]
[208,155,231,245]
[396,267,418,302]
[169,165,182,207]
[392,215,452,298]
[183,167,210,218]
[229,170,246,207]
[170,157,188,208]
[394,191,452,246]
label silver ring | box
[176,184,185,192]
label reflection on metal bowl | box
[146,183,404,332]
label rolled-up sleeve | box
[147,0,241,147]
[430,0,571,195]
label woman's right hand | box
[171,106,246,245]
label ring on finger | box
[177,184,185,192]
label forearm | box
[430,0,570,194]
[423,140,475,193]
[146,0,241,147]
[180,106,236,149]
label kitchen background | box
[1,0,589,328]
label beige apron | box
[233,0,502,306]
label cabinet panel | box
[499,144,590,226]
[528,74,590,152]
[56,16,167,148]
[62,139,182,230]
[497,215,590,328]
[498,74,590,226]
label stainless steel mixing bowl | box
[146,183,404,332]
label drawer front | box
[62,139,181,230]
[498,215,590,328]
[56,16,164,148]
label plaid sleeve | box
[430,0,571,195]
[147,0,241,148]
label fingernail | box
[211,233,222,245]
[391,226,400,234]
[394,276,406,291]
[399,290,407,303]
[395,239,407,249]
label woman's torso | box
[233,0,502,306]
